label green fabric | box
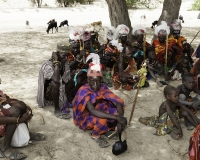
[138,110,180,136]
[155,110,180,135]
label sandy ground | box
[0,0,200,160]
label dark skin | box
[0,101,32,159]
[159,89,200,140]
[117,46,137,84]
[86,76,127,135]
[50,51,68,114]
[177,76,200,109]
[90,33,101,50]
[166,58,190,81]
[146,50,164,85]
[119,35,128,47]
[70,43,80,57]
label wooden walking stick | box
[128,77,142,125]
[165,34,168,70]
[143,33,146,59]
[190,29,200,45]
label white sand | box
[0,0,200,159]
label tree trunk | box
[158,0,182,25]
[106,0,132,40]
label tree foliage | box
[126,0,163,9]
[30,0,42,8]
[192,0,200,10]
[56,0,94,7]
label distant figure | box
[59,20,69,27]
[179,15,184,23]
[26,20,30,28]
[151,20,158,29]
[140,14,146,22]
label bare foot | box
[0,148,26,160]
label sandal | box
[0,148,26,160]
[30,133,46,141]
[54,110,71,119]
[92,137,110,148]
[122,84,132,91]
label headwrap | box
[170,19,182,34]
[83,24,94,41]
[69,26,84,44]
[104,26,116,41]
[132,24,146,36]
[115,24,130,39]
[109,39,124,53]
[154,21,170,36]
[86,53,103,77]
[56,42,70,52]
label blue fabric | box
[133,50,144,58]
[74,69,88,86]
[196,45,200,58]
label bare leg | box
[180,110,198,128]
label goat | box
[151,20,158,29]
[46,21,58,34]
[179,15,184,23]
[59,20,69,27]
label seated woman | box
[73,54,127,148]
[0,83,45,160]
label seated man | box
[113,42,141,90]
[37,42,71,119]
[0,82,45,159]
[73,54,127,148]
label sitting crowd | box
[1,19,200,159]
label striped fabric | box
[73,83,124,137]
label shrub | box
[192,0,200,10]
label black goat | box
[46,21,58,34]
[179,15,184,23]
[151,20,158,29]
[59,20,69,27]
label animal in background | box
[140,14,146,22]
[179,15,184,23]
[26,21,30,28]
[59,20,69,27]
[151,20,158,29]
[46,21,58,34]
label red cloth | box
[0,109,11,137]
[189,125,200,160]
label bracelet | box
[16,116,20,125]
[53,62,61,68]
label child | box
[146,49,164,87]
[177,73,200,110]
[177,72,200,130]
[157,85,200,139]
[166,56,190,81]
[139,85,200,140]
